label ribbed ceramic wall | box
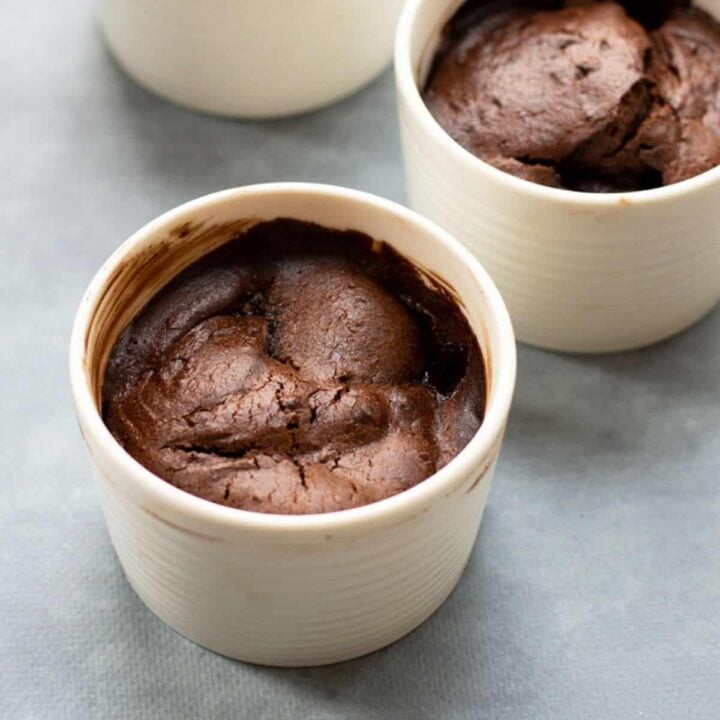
[397,0,720,353]
[94,455,497,667]
[71,185,516,667]
[400,108,720,353]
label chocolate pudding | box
[103,220,486,515]
[424,1,720,191]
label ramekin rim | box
[394,0,720,207]
[69,182,517,535]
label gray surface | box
[2,2,719,718]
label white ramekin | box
[396,0,720,354]
[98,0,405,118]
[69,183,516,667]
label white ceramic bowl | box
[98,0,405,118]
[396,0,720,354]
[70,183,516,667]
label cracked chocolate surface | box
[424,1,720,191]
[103,219,486,515]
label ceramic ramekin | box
[396,0,720,354]
[98,0,405,118]
[69,183,516,667]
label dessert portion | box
[424,1,720,191]
[103,220,486,515]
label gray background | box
[3,2,719,718]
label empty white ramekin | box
[69,183,516,666]
[98,0,405,118]
[396,0,720,353]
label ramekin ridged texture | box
[396,0,720,353]
[70,184,516,666]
